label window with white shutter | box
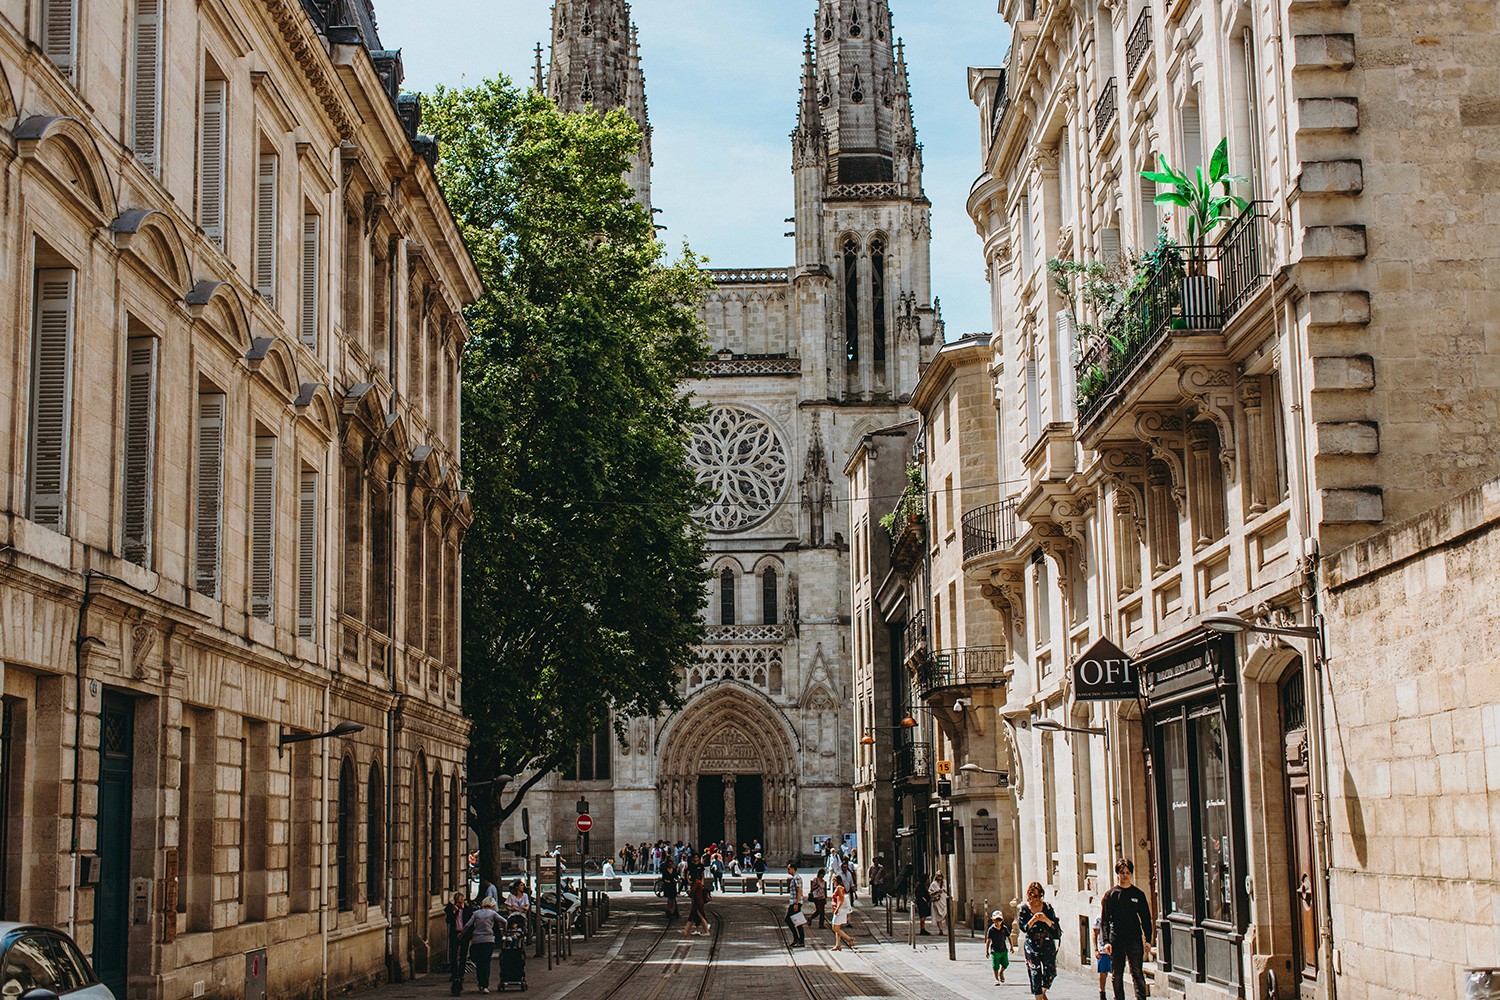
[1025,334,1042,449]
[200,79,227,247]
[194,393,226,597]
[254,153,279,302]
[300,213,320,348]
[28,269,76,532]
[1056,310,1077,423]
[41,0,77,81]
[121,337,158,566]
[1181,95,1203,173]
[130,0,163,171]
[1101,227,1122,269]
[251,435,277,621]
[297,469,318,639]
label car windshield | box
[1,932,95,996]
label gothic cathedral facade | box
[528,0,942,861]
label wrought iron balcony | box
[1126,9,1152,78]
[961,500,1020,561]
[902,611,929,664]
[916,647,1010,698]
[889,514,926,574]
[894,741,932,784]
[1094,78,1117,144]
[1216,201,1273,321]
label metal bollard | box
[1467,970,1500,999]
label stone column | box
[723,774,737,848]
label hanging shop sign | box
[1071,637,1137,701]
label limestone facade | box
[847,335,1029,925]
[520,0,942,863]
[961,0,1499,998]
[0,1,479,997]
[1320,479,1500,1000]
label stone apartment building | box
[847,335,1032,927]
[961,0,1499,999]
[0,1,479,997]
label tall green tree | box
[423,79,710,875]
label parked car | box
[0,924,115,1000]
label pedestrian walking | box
[829,874,857,951]
[784,863,808,947]
[661,856,681,919]
[986,910,1012,985]
[809,870,828,928]
[445,891,474,994]
[1018,882,1062,999]
[1092,912,1110,1000]
[710,852,725,894]
[465,896,504,994]
[929,872,949,934]
[685,871,712,936]
[1100,859,1153,1000]
[868,858,887,907]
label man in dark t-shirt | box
[661,858,680,918]
[1100,859,1154,1000]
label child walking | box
[986,910,1012,985]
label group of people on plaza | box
[442,879,533,994]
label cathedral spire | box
[809,0,919,191]
[547,0,653,207]
[792,31,826,167]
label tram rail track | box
[587,905,726,1000]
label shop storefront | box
[1141,635,1250,996]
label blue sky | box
[377,2,1012,339]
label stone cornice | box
[261,0,358,141]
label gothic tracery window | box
[688,406,791,532]
[843,238,860,364]
[871,236,888,364]
[720,568,737,626]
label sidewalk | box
[846,900,1107,999]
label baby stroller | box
[496,913,528,991]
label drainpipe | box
[321,681,331,999]
[69,572,100,940]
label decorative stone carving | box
[1101,448,1148,544]
[688,405,791,532]
[1133,409,1188,509]
[984,567,1027,629]
[1179,364,1238,478]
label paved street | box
[359,894,1103,1000]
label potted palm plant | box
[1141,138,1247,328]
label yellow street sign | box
[936,760,953,775]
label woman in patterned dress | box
[1018,881,1062,998]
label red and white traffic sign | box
[576,814,594,834]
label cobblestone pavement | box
[351,894,1110,1000]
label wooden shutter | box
[131,0,162,170]
[300,214,320,347]
[254,154,279,301]
[121,338,158,566]
[1101,227,1122,269]
[1056,310,1077,423]
[200,80,227,246]
[42,0,76,80]
[28,270,76,531]
[194,394,225,597]
[297,470,318,638]
[1025,350,1041,448]
[1181,100,1203,172]
[250,436,277,621]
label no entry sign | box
[576,814,594,834]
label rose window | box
[688,406,790,532]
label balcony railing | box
[917,647,1010,697]
[902,611,928,662]
[1074,203,1273,424]
[1094,78,1117,143]
[894,742,933,784]
[962,499,1020,561]
[1126,9,1152,78]
[1216,201,1273,320]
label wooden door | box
[1281,668,1318,994]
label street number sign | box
[576,814,594,834]
[936,760,952,775]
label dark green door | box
[734,775,763,848]
[95,693,134,999]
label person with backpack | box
[1100,859,1154,1000]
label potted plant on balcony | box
[879,464,926,537]
[1141,138,1247,329]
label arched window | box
[762,568,779,625]
[843,237,860,364]
[430,772,445,894]
[720,567,736,626]
[366,763,384,904]
[337,757,356,911]
[870,237,887,364]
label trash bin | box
[1468,969,1500,1000]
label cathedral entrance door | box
[697,775,727,848]
[735,774,764,849]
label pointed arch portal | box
[658,685,799,856]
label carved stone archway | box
[657,684,799,857]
